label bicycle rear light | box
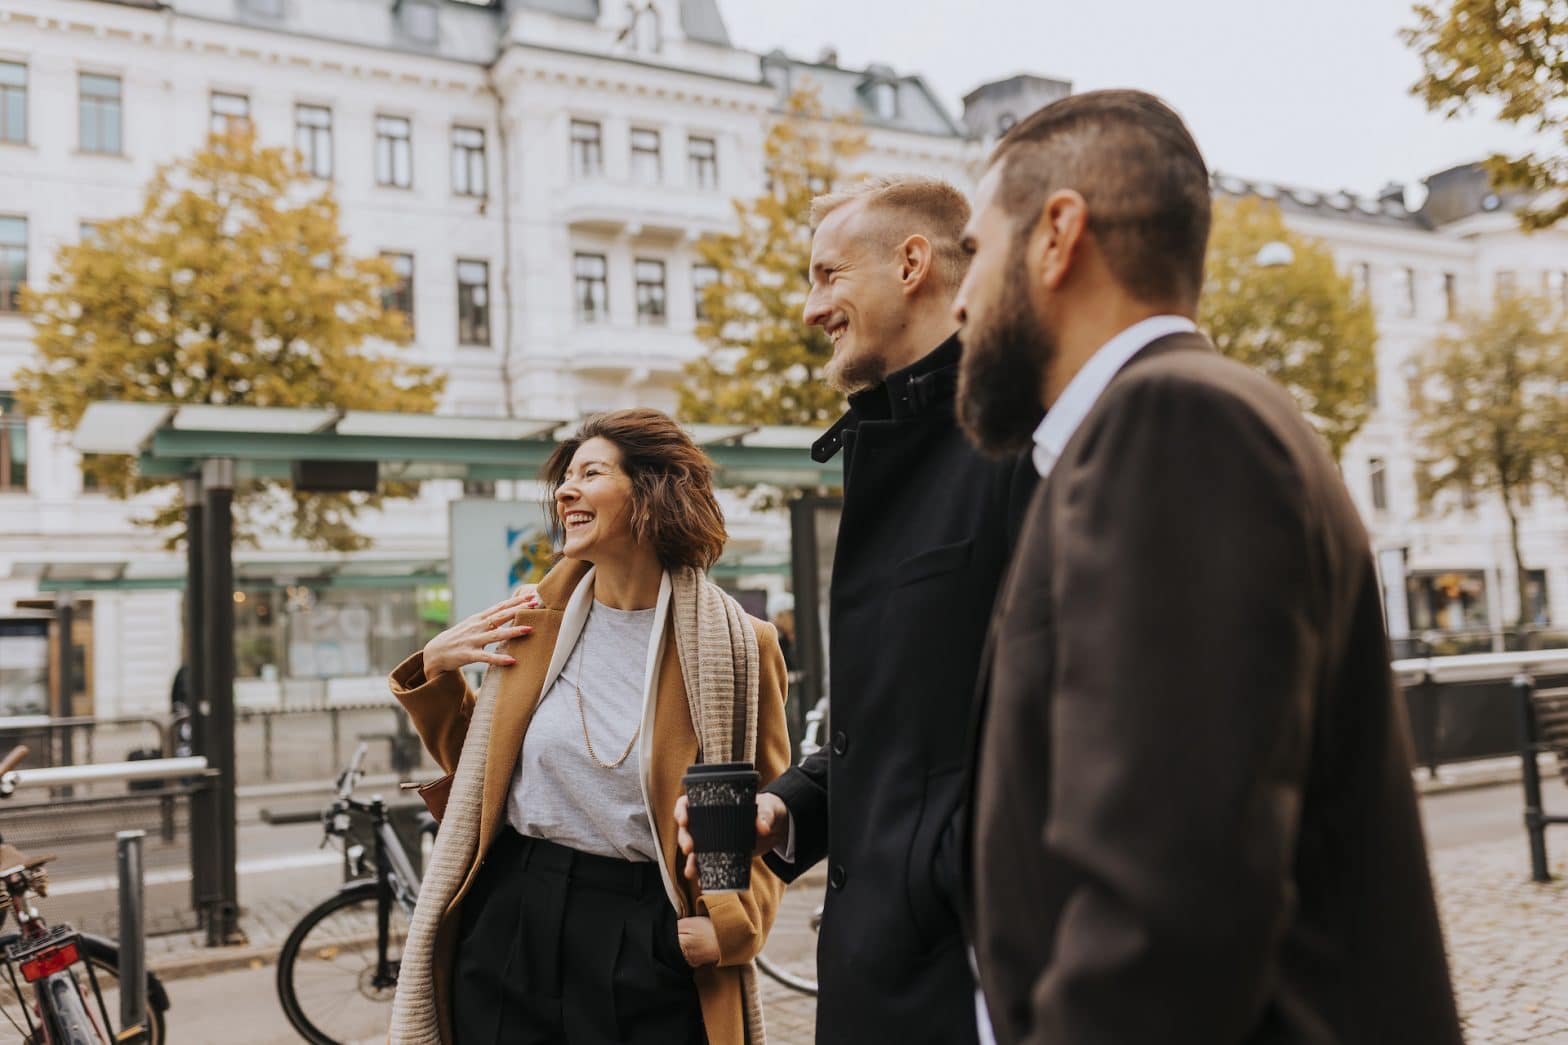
[19,940,79,982]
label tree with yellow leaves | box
[17,128,443,550]
[1200,196,1379,461]
[679,86,867,427]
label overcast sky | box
[719,0,1543,201]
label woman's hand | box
[421,592,536,678]
[676,916,720,967]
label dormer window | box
[627,2,662,53]
[997,112,1017,135]
[397,0,439,44]
[869,80,897,120]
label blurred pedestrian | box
[952,89,1463,1044]
[680,175,1035,1045]
[388,409,792,1045]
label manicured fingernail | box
[504,657,517,665]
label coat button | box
[831,730,848,756]
[829,864,847,890]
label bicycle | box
[276,744,432,1045]
[754,696,828,997]
[0,746,170,1044]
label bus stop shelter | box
[72,401,839,944]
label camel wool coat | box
[389,559,791,1044]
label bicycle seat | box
[0,843,54,877]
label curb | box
[150,941,281,983]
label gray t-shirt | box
[506,601,660,862]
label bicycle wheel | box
[0,936,165,1045]
[755,952,817,996]
[277,882,408,1045]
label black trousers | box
[453,829,705,1045]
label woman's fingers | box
[479,624,533,643]
[481,650,518,667]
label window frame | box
[634,258,667,326]
[209,91,251,136]
[380,251,415,330]
[451,125,487,198]
[574,252,609,324]
[0,62,25,145]
[630,127,662,185]
[1368,457,1388,513]
[570,120,603,179]
[687,136,718,191]
[692,262,718,321]
[375,114,414,189]
[0,391,28,493]
[79,72,123,156]
[456,259,491,347]
[294,103,333,180]
[0,215,26,314]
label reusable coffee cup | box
[681,761,759,892]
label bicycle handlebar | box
[336,743,369,801]
[0,745,26,777]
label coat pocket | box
[892,538,973,589]
[904,766,964,952]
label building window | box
[0,62,25,145]
[1525,569,1551,627]
[997,112,1017,136]
[0,393,26,492]
[376,115,413,188]
[1407,570,1490,633]
[397,0,439,43]
[80,222,100,243]
[0,216,24,313]
[1546,271,1568,311]
[457,260,490,346]
[77,73,124,155]
[1350,262,1371,304]
[692,263,717,321]
[1368,457,1387,512]
[628,2,661,52]
[210,91,250,136]
[292,103,333,179]
[1443,272,1457,319]
[631,128,661,185]
[687,136,717,190]
[1393,267,1415,318]
[868,81,898,120]
[574,253,608,323]
[635,259,667,326]
[451,126,486,198]
[1495,270,1517,298]
[570,120,602,178]
[381,252,414,327]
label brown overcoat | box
[390,559,791,1044]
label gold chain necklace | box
[574,608,642,769]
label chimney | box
[818,46,839,67]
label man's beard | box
[824,341,886,395]
[957,255,1050,457]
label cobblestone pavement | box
[1432,839,1568,1044]
[87,813,1568,1044]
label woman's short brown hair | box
[542,409,727,571]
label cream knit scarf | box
[389,565,764,1045]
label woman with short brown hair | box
[388,409,790,1045]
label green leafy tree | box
[17,128,443,550]
[679,86,867,427]
[1200,196,1379,460]
[1410,291,1568,630]
[1404,1,1568,229]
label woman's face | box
[555,437,637,563]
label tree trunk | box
[1500,485,1534,646]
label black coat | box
[966,334,1461,1044]
[765,335,1035,1044]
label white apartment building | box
[0,0,1562,719]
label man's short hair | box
[988,90,1210,308]
[810,175,972,292]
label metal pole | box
[116,830,148,1044]
[1514,673,1552,882]
[788,495,828,760]
[202,458,243,945]
[184,475,215,922]
[53,594,75,798]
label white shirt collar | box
[1031,315,1197,478]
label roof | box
[73,402,840,488]
[1210,172,1432,231]
[763,51,965,138]
[504,0,730,45]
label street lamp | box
[1255,241,1295,268]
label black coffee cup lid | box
[685,761,755,776]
